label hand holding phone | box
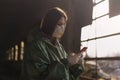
[68,47,87,65]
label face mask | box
[52,25,66,39]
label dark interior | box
[0,0,93,80]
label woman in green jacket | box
[20,7,84,80]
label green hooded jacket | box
[20,27,84,80]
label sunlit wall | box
[81,0,120,57]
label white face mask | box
[52,17,67,39]
[52,25,66,39]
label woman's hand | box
[67,53,83,65]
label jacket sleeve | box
[21,40,69,80]
[60,44,85,79]
[45,61,69,80]
[60,58,85,79]
[69,63,85,79]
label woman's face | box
[52,17,66,39]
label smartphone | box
[77,47,88,54]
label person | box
[20,7,84,80]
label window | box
[81,0,120,79]
[81,0,120,58]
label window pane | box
[96,35,120,57]
[81,25,91,41]
[95,15,120,37]
[95,15,109,37]
[93,0,109,19]
[82,35,120,58]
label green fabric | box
[20,27,84,80]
